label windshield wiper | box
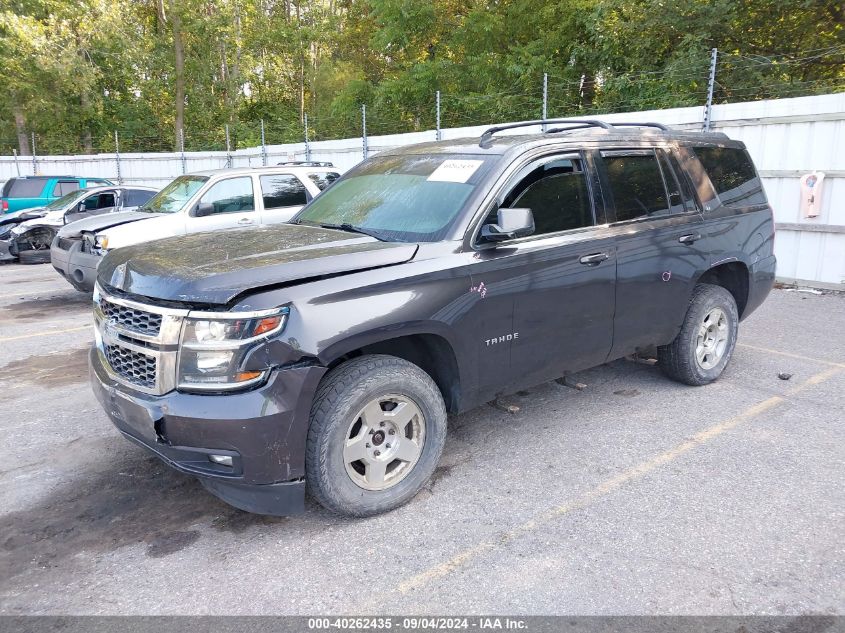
[305,221,390,242]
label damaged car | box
[2,186,156,264]
[90,120,776,517]
[52,164,340,292]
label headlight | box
[177,308,288,391]
[93,234,109,252]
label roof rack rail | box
[545,121,671,134]
[479,119,612,147]
[276,161,335,167]
[607,122,669,131]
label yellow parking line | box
[0,325,90,342]
[395,366,842,595]
[737,342,845,368]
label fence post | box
[114,131,122,184]
[12,149,20,176]
[703,48,718,132]
[260,119,267,166]
[435,91,441,141]
[362,104,368,159]
[304,113,311,161]
[225,124,232,168]
[31,132,37,174]
[542,72,548,132]
[180,128,186,174]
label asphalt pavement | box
[0,263,843,615]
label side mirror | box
[195,202,215,217]
[78,201,87,213]
[481,207,534,242]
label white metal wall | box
[2,93,843,288]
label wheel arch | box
[695,260,751,318]
[321,329,463,414]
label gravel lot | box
[0,263,843,616]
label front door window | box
[198,177,255,214]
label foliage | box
[0,0,842,154]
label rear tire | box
[658,284,738,386]
[306,355,447,517]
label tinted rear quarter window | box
[694,146,766,207]
[4,178,47,198]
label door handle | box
[238,218,254,225]
[678,233,701,245]
[579,252,610,265]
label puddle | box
[0,448,291,586]
[0,295,90,323]
[0,347,90,387]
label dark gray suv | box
[88,120,776,517]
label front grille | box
[100,298,163,336]
[56,237,77,250]
[105,344,157,388]
[95,288,188,395]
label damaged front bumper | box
[89,346,327,515]
[0,239,14,262]
[51,236,100,292]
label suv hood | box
[98,224,418,305]
[58,210,154,238]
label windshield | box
[45,189,89,211]
[141,175,208,213]
[294,154,496,242]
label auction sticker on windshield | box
[427,159,484,183]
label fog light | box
[209,454,233,467]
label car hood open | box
[58,210,155,238]
[98,223,418,305]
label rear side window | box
[4,178,47,198]
[308,172,341,191]
[260,174,308,208]
[694,147,766,207]
[603,152,669,221]
[53,180,80,197]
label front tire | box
[658,284,738,386]
[306,355,447,517]
[18,249,52,265]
